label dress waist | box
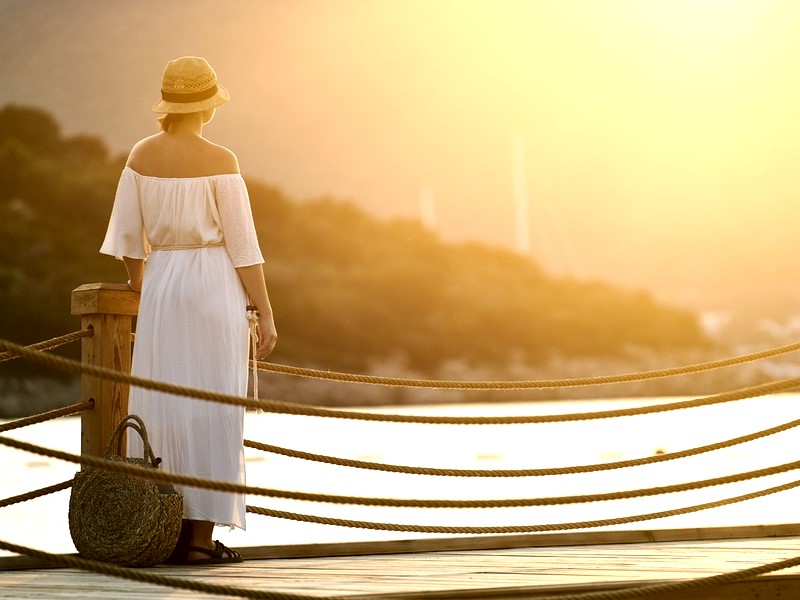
[150,241,226,251]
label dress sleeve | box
[215,175,264,267]
[99,168,150,259]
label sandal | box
[181,540,243,565]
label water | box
[2,394,799,557]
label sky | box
[3,0,800,313]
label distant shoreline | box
[1,349,786,419]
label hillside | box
[9,1,800,354]
[0,105,715,416]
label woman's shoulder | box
[125,134,164,172]
[126,134,240,177]
[201,139,240,174]
[127,134,160,158]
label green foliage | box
[0,104,709,385]
[0,106,121,378]
[247,191,709,372]
[0,105,61,157]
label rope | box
[0,480,72,510]
[247,305,260,406]
[0,401,93,434]
[3,335,800,599]
[1,338,797,425]
[1,433,798,509]
[0,483,796,598]
[244,416,800,477]
[1,329,793,396]
[0,539,322,600]
[0,330,92,363]
[245,476,800,534]
[209,459,800,508]
[260,378,800,423]
[257,339,800,389]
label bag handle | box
[103,414,162,468]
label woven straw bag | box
[68,415,183,567]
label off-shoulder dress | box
[100,166,263,530]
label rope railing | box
[1,433,798,511]
[0,481,73,510]
[244,415,800,477]
[1,331,796,392]
[2,463,800,599]
[2,333,799,511]
[1,338,798,425]
[256,339,800,389]
[0,401,94,434]
[0,329,92,363]
[5,435,800,599]
[3,333,799,522]
[2,430,799,541]
[245,476,800,535]
[2,321,799,599]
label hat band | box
[160,85,218,103]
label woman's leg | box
[186,520,240,561]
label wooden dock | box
[5,289,800,598]
[3,526,800,599]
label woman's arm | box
[123,257,145,292]
[236,264,278,360]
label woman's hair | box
[157,113,188,132]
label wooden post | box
[70,283,140,458]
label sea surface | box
[2,394,799,557]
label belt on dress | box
[150,241,226,251]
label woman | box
[100,56,277,565]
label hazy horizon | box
[4,0,800,316]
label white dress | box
[100,166,264,530]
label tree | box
[0,105,61,156]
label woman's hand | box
[236,264,277,360]
[123,257,144,292]
[256,314,277,360]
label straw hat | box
[152,56,230,114]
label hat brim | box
[152,84,230,114]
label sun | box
[635,0,763,54]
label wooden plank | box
[8,565,795,600]
[70,283,139,458]
[70,283,139,317]
[4,524,800,571]
[3,537,800,599]
[237,523,800,560]
[341,575,800,599]
[76,313,132,457]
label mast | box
[511,130,531,255]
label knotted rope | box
[247,305,260,407]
